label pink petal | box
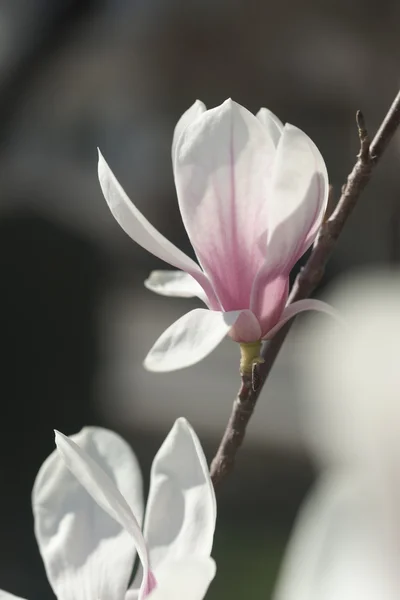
[174,99,277,312]
[229,309,262,343]
[266,124,329,272]
[263,298,342,340]
[250,274,289,337]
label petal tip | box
[97,147,105,164]
[174,416,191,432]
[226,97,237,109]
[54,429,68,449]
[142,355,153,371]
[194,99,206,109]
[142,354,165,373]
[97,149,109,180]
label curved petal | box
[144,271,208,304]
[228,309,262,343]
[266,124,328,272]
[143,419,216,574]
[0,593,27,600]
[146,558,216,600]
[143,308,241,372]
[174,99,277,312]
[263,298,342,340]
[172,100,206,169]
[53,430,155,600]
[301,272,400,479]
[33,427,145,600]
[274,475,399,600]
[274,476,344,600]
[98,151,218,308]
[250,274,289,337]
[256,108,284,147]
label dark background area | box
[0,1,399,598]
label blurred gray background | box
[0,1,399,598]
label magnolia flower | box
[99,99,333,372]
[273,272,400,600]
[0,419,216,600]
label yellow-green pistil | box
[239,340,264,375]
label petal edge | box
[144,309,241,372]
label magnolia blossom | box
[273,273,400,600]
[0,419,216,600]
[99,99,333,371]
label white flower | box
[0,419,216,600]
[98,99,332,372]
[273,272,400,600]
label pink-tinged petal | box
[174,99,276,312]
[256,108,284,147]
[54,431,154,600]
[98,151,218,308]
[144,270,208,305]
[143,308,241,372]
[147,558,216,600]
[250,274,289,337]
[263,298,342,340]
[229,309,262,343]
[33,427,144,600]
[266,124,329,272]
[131,419,215,590]
[172,100,206,169]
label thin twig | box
[210,89,400,488]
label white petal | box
[32,427,144,600]
[174,98,277,312]
[143,308,241,372]
[144,419,216,571]
[147,558,216,600]
[301,272,400,480]
[53,430,154,598]
[263,298,343,339]
[256,107,284,146]
[274,475,400,600]
[98,151,216,299]
[172,100,206,169]
[266,124,328,272]
[0,592,27,600]
[144,270,208,304]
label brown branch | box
[210,89,400,488]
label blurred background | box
[0,1,399,598]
